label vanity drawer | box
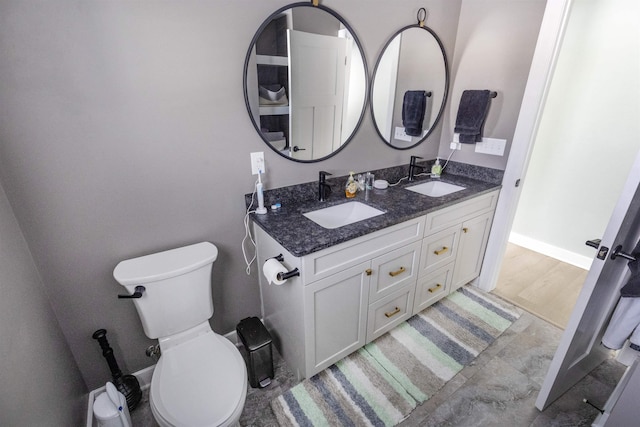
[369,241,421,303]
[424,190,499,235]
[419,225,460,276]
[302,216,425,283]
[367,284,415,342]
[413,263,453,315]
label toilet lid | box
[151,332,247,427]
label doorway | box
[485,0,639,328]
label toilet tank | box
[113,242,219,339]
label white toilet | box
[113,242,247,427]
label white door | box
[536,149,640,410]
[287,29,346,160]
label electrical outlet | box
[250,152,265,175]
[450,142,461,150]
[394,126,412,142]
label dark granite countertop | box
[248,162,502,257]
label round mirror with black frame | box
[370,9,449,149]
[243,2,369,162]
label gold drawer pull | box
[463,227,469,233]
[388,266,406,277]
[365,268,373,276]
[434,247,449,255]
[428,284,442,293]
[384,307,401,318]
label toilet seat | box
[150,331,247,427]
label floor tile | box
[496,315,564,386]
[127,307,626,427]
[417,357,541,427]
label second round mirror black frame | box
[370,20,450,150]
[243,2,369,163]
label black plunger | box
[92,329,142,411]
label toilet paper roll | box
[263,258,288,285]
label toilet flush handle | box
[118,286,145,299]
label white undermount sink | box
[303,201,385,229]
[406,181,466,197]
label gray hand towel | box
[454,90,492,143]
[402,90,427,137]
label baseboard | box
[509,232,592,270]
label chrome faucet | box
[408,156,424,181]
[318,171,332,201]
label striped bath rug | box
[270,286,521,426]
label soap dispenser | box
[345,172,358,198]
[431,158,442,178]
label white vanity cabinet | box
[305,239,422,375]
[413,190,499,314]
[254,216,424,379]
[253,189,499,380]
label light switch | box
[474,138,506,156]
[394,127,412,142]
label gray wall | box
[0,0,543,398]
[439,0,546,169]
[0,181,86,425]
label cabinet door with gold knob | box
[304,262,371,376]
[452,212,493,291]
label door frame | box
[477,0,573,292]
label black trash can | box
[236,317,274,388]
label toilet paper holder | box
[270,254,300,280]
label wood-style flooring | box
[493,243,588,329]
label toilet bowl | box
[113,242,247,427]
[150,323,247,427]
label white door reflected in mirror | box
[244,4,368,162]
